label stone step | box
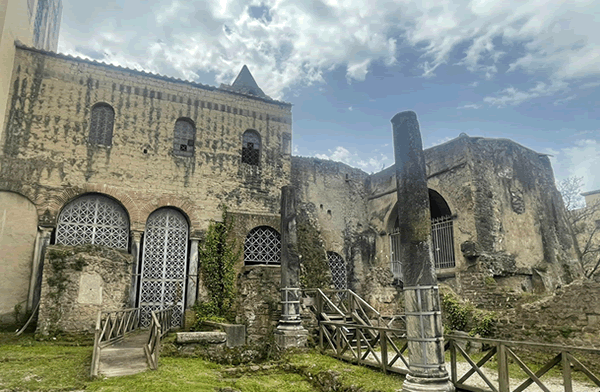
[99,347,148,378]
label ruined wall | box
[291,157,375,296]
[0,46,292,237]
[36,245,132,334]
[0,190,38,324]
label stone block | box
[176,331,227,344]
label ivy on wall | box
[298,223,331,289]
[194,206,240,325]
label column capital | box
[131,230,143,242]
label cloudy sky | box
[58,0,599,192]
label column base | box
[274,324,308,349]
[402,374,455,392]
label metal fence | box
[390,215,455,279]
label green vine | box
[298,223,331,289]
[194,206,240,326]
[46,247,87,300]
[441,291,497,337]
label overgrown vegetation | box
[441,290,497,337]
[46,247,88,300]
[194,206,240,326]
[298,223,331,289]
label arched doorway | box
[56,193,129,249]
[428,189,455,269]
[327,251,347,291]
[138,208,189,327]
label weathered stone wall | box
[235,265,281,344]
[36,245,132,334]
[291,156,376,297]
[0,190,38,324]
[496,280,600,346]
[1,46,292,236]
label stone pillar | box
[27,226,53,311]
[391,111,454,392]
[129,230,143,308]
[186,238,200,308]
[275,185,308,349]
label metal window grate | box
[431,215,455,269]
[139,209,188,328]
[242,130,260,166]
[327,252,347,290]
[244,226,281,265]
[56,194,129,249]
[89,104,115,146]
[173,119,195,157]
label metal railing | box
[90,308,141,377]
[317,320,600,392]
[144,306,174,370]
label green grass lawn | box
[0,333,404,392]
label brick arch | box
[138,196,198,231]
[47,185,140,228]
[0,183,45,221]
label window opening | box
[89,104,115,146]
[327,251,347,290]
[242,130,261,166]
[244,226,281,265]
[173,118,196,157]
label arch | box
[55,193,130,249]
[0,191,38,322]
[327,251,347,290]
[139,207,189,328]
[89,103,115,146]
[242,129,261,166]
[173,118,196,157]
[429,189,451,218]
[244,226,281,265]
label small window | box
[173,118,196,157]
[89,103,115,146]
[242,130,261,166]
[244,226,281,265]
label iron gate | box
[327,252,347,290]
[139,208,188,328]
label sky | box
[57,0,599,193]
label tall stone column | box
[27,226,54,311]
[186,238,200,308]
[392,111,454,392]
[129,230,143,308]
[275,185,308,349]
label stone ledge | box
[176,331,227,344]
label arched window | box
[327,251,347,290]
[173,118,196,157]
[244,226,280,265]
[56,194,129,249]
[429,189,455,269]
[89,103,115,146]
[242,130,261,166]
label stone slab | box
[176,331,227,344]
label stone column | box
[27,226,54,311]
[392,111,454,392]
[186,238,200,308]
[129,230,143,308]
[275,185,308,349]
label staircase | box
[97,331,148,377]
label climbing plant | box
[298,223,331,289]
[195,206,240,324]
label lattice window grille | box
[173,119,195,157]
[89,104,115,146]
[139,209,188,328]
[431,215,456,269]
[244,226,281,265]
[56,195,129,249]
[242,131,260,166]
[327,252,347,290]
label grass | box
[0,332,404,392]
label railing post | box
[319,324,324,349]
[450,338,457,384]
[562,351,573,392]
[498,343,509,392]
[336,325,341,357]
[381,329,388,373]
[356,325,362,366]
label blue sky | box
[57,0,599,192]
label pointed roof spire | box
[229,65,270,99]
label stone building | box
[0,5,580,333]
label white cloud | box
[313,146,390,173]
[57,0,600,99]
[458,104,481,109]
[348,106,353,111]
[549,138,600,192]
[553,95,576,106]
[483,81,568,107]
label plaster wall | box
[0,190,37,323]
